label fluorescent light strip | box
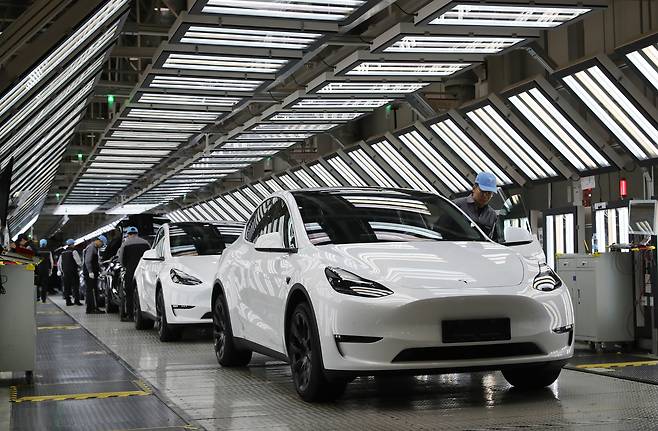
[99,148,171,156]
[162,53,288,74]
[54,205,99,215]
[93,156,160,163]
[206,200,230,220]
[181,26,322,50]
[202,0,367,21]
[291,98,392,109]
[347,149,399,188]
[346,61,470,76]
[236,133,312,140]
[241,187,263,205]
[104,140,182,148]
[224,194,252,218]
[216,196,245,221]
[384,36,524,53]
[317,82,429,94]
[150,75,262,92]
[222,141,296,149]
[326,156,367,186]
[372,140,439,193]
[466,105,557,180]
[431,5,590,28]
[211,150,277,157]
[231,190,257,212]
[109,131,193,139]
[292,169,320,188]
[0,0,128,119]
[126,108,220,121]
[398,129,471,193]
[253,183,271,198]
[563,66,658,160]
[309,163,342,187]
[117,121,206,131]
[252,123,336,131]
[430,119,513,185]
[137,93,241,106]
[265,179,284,192]
[270,112,363,121]
[509,87,609,171]
[278,174,301,190]
[627,43,658,92]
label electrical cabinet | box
[556,253,634,343]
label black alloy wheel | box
[289,309,313,393]
[156,288,180,342]
[134,287,153,330]
[212,292,252,366]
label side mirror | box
[502,226,534,246]
[254,232,297,253]
[142,249,164,261]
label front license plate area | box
[442,318,511,343]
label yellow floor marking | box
[37,325,80,330]
[576,360,658,369]
[10,380,152,403]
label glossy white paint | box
[216,189,574,373]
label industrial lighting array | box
[507,83,613,173]
[371,140,440,193]
[326,156,368,187]
[291,168,320,188]
[162,52,289,74]
[397,129,471,193]
[251,123,338,132]
[465,104,559,180]
[148,75,263,92]
[429,118,514,185]
[383,36,524,54]
[347,148,400,188]
[625,40,658,92]
[179,25,324,50]
[345,61,470,76]
[560,59,658,161]
[136,93,241,107]
[278,174,302,190]
[315,82,429,94]
[290,98,392,109]
[309,162,343,187]
[269,112,365,122]
[197,0,368,22]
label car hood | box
[317,241,526,289]
[171,255,220,283]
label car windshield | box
[169,223,241,257]
[294,190,486,246]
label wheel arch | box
[284,284,317,353]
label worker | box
[116,226,150,321]
[453,172,499,240]
[102,226,123,261]
[58,239,82,306]
[35,239,54,303]
[10,233,35,254]
[83,235,107,314]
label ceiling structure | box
[1,0,657,241]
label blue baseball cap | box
[66,239,75,246]
[98,235,108,245]
[475,172,498,193]
[39,239,47,248]
[126,226,138,234]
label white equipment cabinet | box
[0,262,36,381]
[556,253,634,345]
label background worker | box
[58,239,82,306]
[35,238,54,303]
[452,172,499,240]
[116,226,150,321]
[83,235,107,314]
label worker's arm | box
[117,243,125,266]
[73,250,82,268]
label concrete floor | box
[45,296,658,430]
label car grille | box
[392,342,544,363]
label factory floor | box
[7,296,658,430]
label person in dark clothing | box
[452,172,499,240]
[102,227,123,261]
[35,239,54,303]
[83,235,107,314]
[58,239,82,306]
[10,233,35,255]
[116,227,150,321]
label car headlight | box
[533,263,562,292]
[325,267,393,298]
[170,268,202,286]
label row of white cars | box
[132,187,574,402]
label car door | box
[142,227,166,314]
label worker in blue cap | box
[453,172,499,239]
[116,227,150,321]
[58,239,82,306]
[82,235,108,314]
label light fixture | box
[415,0,599,28]
[624,39,658,92]
[221,141,296,149]
[136,93,241,107]
[231,190,257,212]
[162,52,289,74]
[198,0,367,21]
[53,204,99,215]
[236,133,312,141]
[106,204,158,215]
[251,123,338,132]
[428,117,513,185]
[278,174,302,190]
[223,194,252,219]
[149,75,263,92]
[179,25,323,50]
[252,183,271,199]
[314,82,429,94]
[241,187,264,205]
[371,140,439,193]
[104,140,182,148]
[125,108,221,122]
[290,98,393,109]
[559,58,658,161]
[382,35,524,54]
[465,103,559,180]
[326,156,368,186]
[506,81,614,173]
[108,131,193,140]
[116,121,206,131]
[309,162,342,187]
[269,111,364,121]
[397,129,471,193]
[347,148,399,188]
[292,168,320,188]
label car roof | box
[167,220,245,227]
[287,187,444,198]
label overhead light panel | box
[309,162,342,187]
[326,156,367,186]
[162,53,288,74]
[106,204,158,215]
[314,82,429,94]
[199,0,367,21]
[221,141,296,149]
[236,133,312,141]
[137,93,241,107]
[252,123,337,132]
[54,205,99,215]
[371,140,439,193]
[116,121,206,131]
[290,98,392,109]
[560,59,658,161]
[149,75,263,92]
[292,168,320,188]
[625,40,658,92]
[278,174,301,190]
[180,26,323,50]
[125,108,221,122]
[269,112,364,121]
[398,129,471,193]
[109,130,193,140]
[345,61,470,76]
[347,148,399,188]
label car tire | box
[286,302,347,402]
[502,363,562,390]
[156,288,181,342]
[212,291,252,367]
[134,287,154,330]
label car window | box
[245,198,277,243]
[294,190,486,246]
[169,223,235,257]
[155,230,166,258]
[152,228,164,250]
[261,199,296,248]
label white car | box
[134,221,244,341]
[212,188,574,402]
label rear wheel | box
[287,302,347,402]
[213,291,252,366]
[502,363,562,390]
[156,288,181,342]
[134,287,154,330]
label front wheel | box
[156,288,180,342]
[502,364,562,390]
[287,302,347,402]
[213,292,252,366]
[134,287,154,330]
